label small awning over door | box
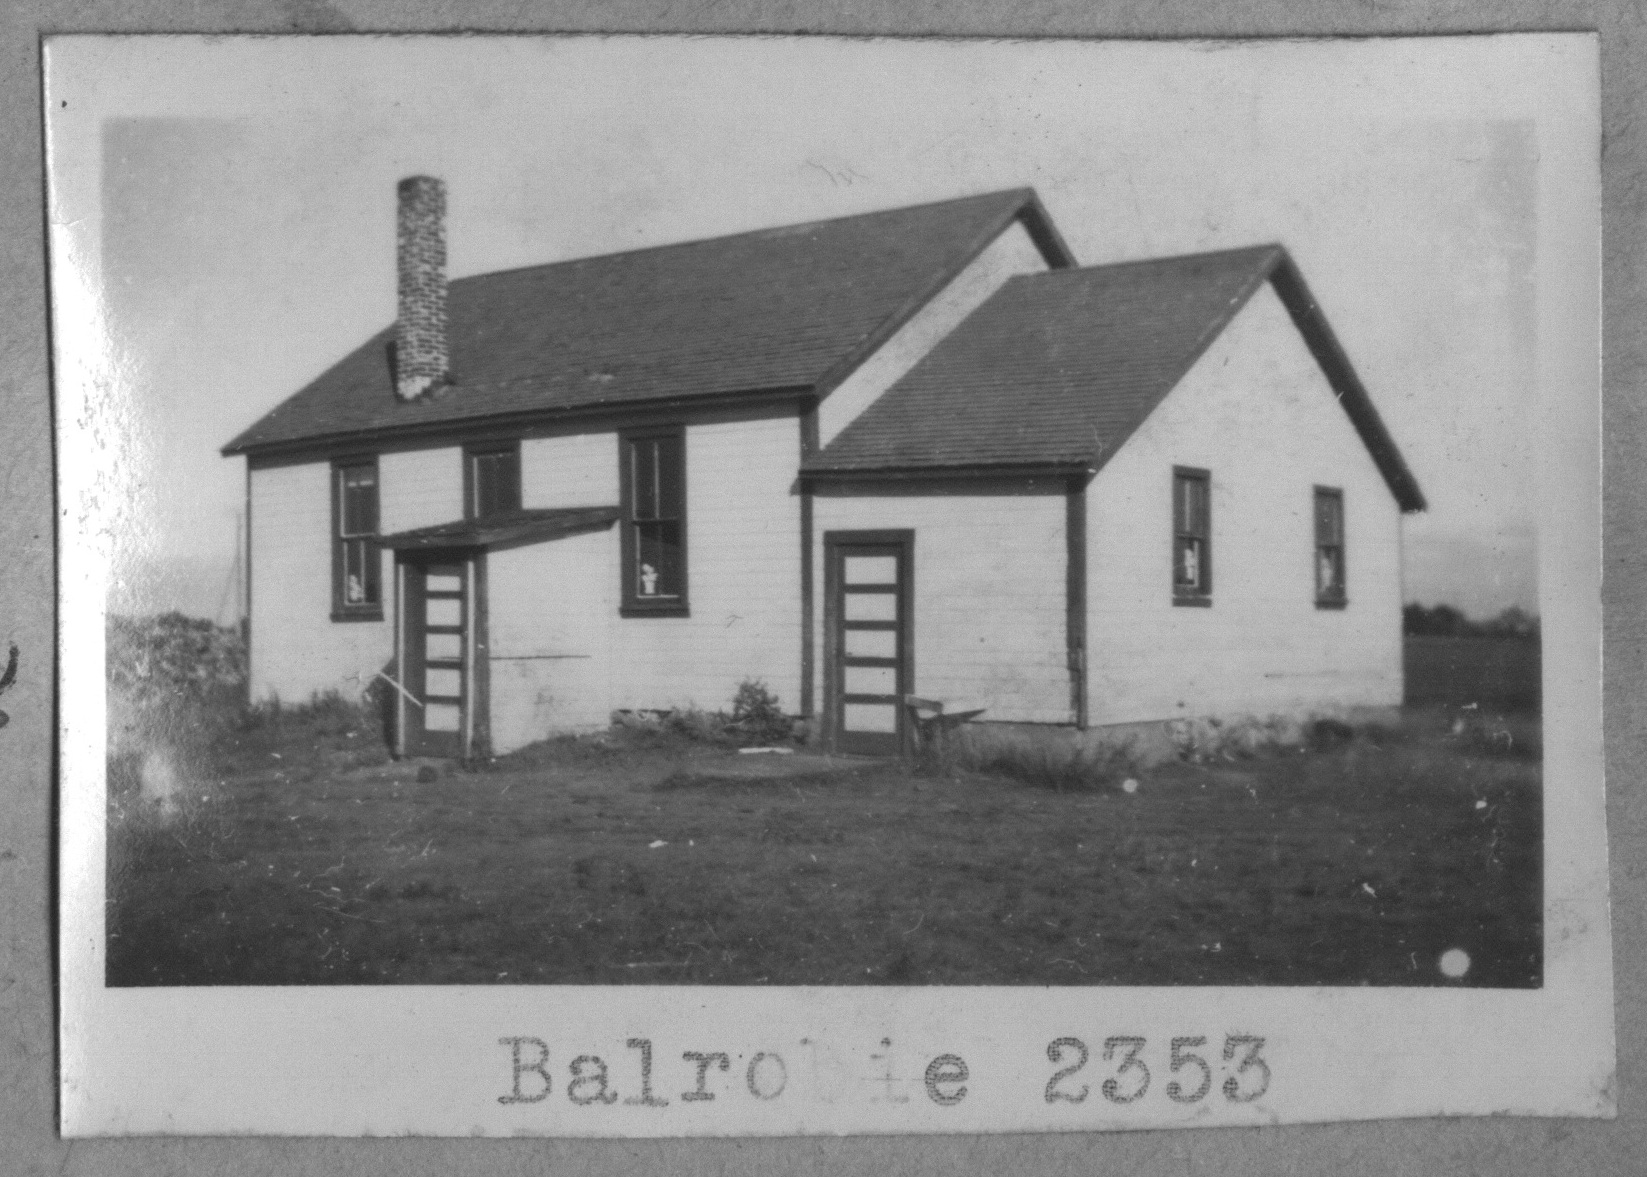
[381,505,620,553]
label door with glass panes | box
[824,531,913,755]
[401,557,471,758]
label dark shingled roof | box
[807,245,1426,512]
[223,188,1071,456]
[380,506,619,552]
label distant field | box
[107,706,1541,989]
[1405,635,1540,713]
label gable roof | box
[805,245,1426,512]
[223,188,1073,457]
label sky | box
[63,35,1572,621]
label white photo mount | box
[51,33,1612,1136]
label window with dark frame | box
[467,443,521,519]
[1172,467,1211,604]
[621,427,687,614]
[1315,486,1347,607]
[335,459,381,616]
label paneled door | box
[824,531,913,755]
[402,558,469,758]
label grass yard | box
[107,703,1541,988]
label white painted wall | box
[1085,280,1405,725]
[247,461,391,703]
[379,446,462,534]
[609,413,805,714]
[812,488,1070,724]
[817,219,1051,446]
[505,411,805,725]
[251,410,804,741]
[486,527,616,751]
[522,432,620,507]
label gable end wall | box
[1085,280,1405,726]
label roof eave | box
[801,459,1093,483]
[225,384,815,464]
[1266,252,1428,513]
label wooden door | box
[402,558,469,758]
[825,531,913,755]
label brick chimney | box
[394,175,448,401]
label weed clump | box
[1446,709,1542,760]
[615,679,798,748]
[922,726,1138,793]
[1170,714,1300,762]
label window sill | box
[1172,596,1212,608]
[1315,599,1349,611]
[621,603,690,619]
[331,609,384,623]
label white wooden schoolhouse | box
[223,177,1426,758]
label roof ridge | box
[450,187,1039,287]
[999,243,1285,283]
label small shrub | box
[666,706,734,746]
[1307,718,1356,752]
[729,679,793,746]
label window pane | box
[655,519,682,596]
[1175,538,1202,589]
[844,555,897,585]
[342,540,380,606]
[843,702,898,733]
[1318,547,1344,598]
[341,466,378,535]
[635,521,681,598]
[425,667,463,698]
[361,541,380,604]
[427,633,462,660]
[844,665,897,696]
[632,438,659,520]
[425,702,461,732]
[343,541,368,604]
[844,591,898,622]
[474,449,521,517]
[1316,492,1343,545]
[655,433,684,518]
[426,597,462,628]
[636,522,660,595]
[844,628,897,659]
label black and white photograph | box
[51,32,1610,1136]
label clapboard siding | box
[1086,280,1404,725]
[522,433,620,508]
[511,410,804,719]
[608,412,804,713]
[379,446,462,534]
[813,489,1069,723]
[247,462,391,702]
[817,220,1050,447]
[486,528,616,750]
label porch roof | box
[380,505,620,552]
